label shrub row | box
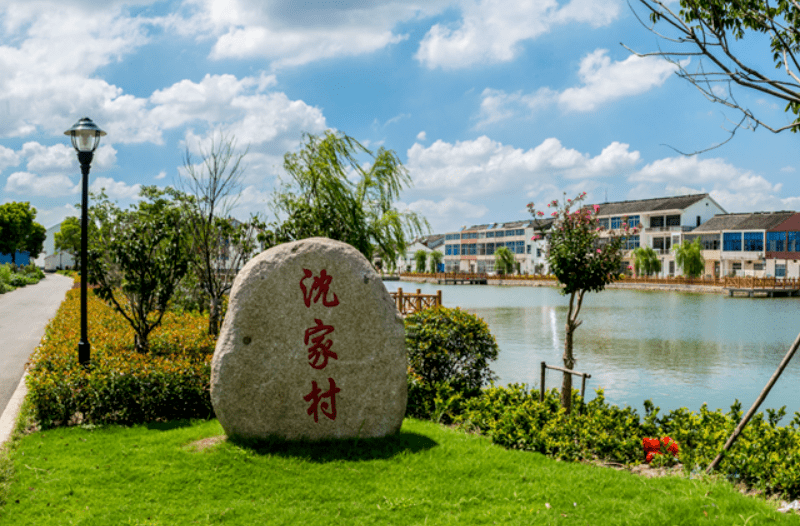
[26,280,225,427]
[0,263,44,293]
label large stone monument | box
[211,237,407,441]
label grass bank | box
[2,412,799,525]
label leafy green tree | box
[633,246,662,277]
[0,202,46,268]
[626,0,800,154]
[494,246,515,275]
[54,217,82,269]
[673,237,705,278]
[269,130,430,265]
[429,250,443,273]
[529,192,638,415]
[80,186,194,354]
[415,250,428,273]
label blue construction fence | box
[0,250,31,266]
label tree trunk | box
[209,295,220,336]
[134,332,150,354]
[561,321,575,415]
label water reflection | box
[385,280,800,426]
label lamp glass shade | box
[64,117,106,153]
[73,130,97,152]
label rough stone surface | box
[211,237,407,441]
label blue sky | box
[3,0,800,239]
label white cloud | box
[628,155,790,213]
[406,136,640,199]
[781,166,796,173]
[0,1,157,140]
[4,171,76,197]
[0,145,21,171]
[416,131,427,141]
[180,0,450,68]
[155,171,167,180]
[89,176,142,200]
[397,196,489,233]
[416,0,620,70]
[477,50,685,125]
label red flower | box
[646,452,655,463]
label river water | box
[383,280,800,427]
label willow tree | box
[429,250,443,273]
[529,192,639,415]
[269,130,430,264]
[414,250,428,273]
[633,245,663,277]
[494,246,515,275]
[673,237,705,277]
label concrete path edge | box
[0,372,28,448]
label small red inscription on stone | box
[300,268,340,308]
[304,318,338,370]
[303,377,341,422]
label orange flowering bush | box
[26,283,225,428]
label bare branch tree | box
[623,0,800,155]
[170,131,268,336]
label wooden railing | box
[722,276,800,290]
[619,276,724,286]
[389,288,442,316]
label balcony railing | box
[644,226,694,232]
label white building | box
[396,234,445,272]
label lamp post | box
[64,117,106,367]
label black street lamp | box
[64,117,106,367]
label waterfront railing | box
[389,288,442,316]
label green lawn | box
[2,416,799,525]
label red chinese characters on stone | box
[300,268,340,308]
[303,377,341,423]
[304,318,338,370]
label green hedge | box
[456,383,800,501]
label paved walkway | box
[0,273,74,418]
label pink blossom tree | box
[528,192,639,415]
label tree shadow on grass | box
[227,431,438,463]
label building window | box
[486,231,494,238]
[537,248,542,257]
[487,243,495,255]
[516,229,524,236]
[599,218,609,229]
[789,232,800,252]
[666,215,681,226]
[495,230,505,237]
[767,232,785,252]
[478,243,486,255]
[754,263,764,271]
[650,216,664,228]
[628,215,640,228]
[611,217,622,229]
[478,232,485,239]
[733,262,742,270]
[777,264,786,277]
[696,215,701,227]
[743,232,763,251]
[527,244,531,254]
[723,232,742,251]
[452,245,460,256]
[516,241,525,254]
